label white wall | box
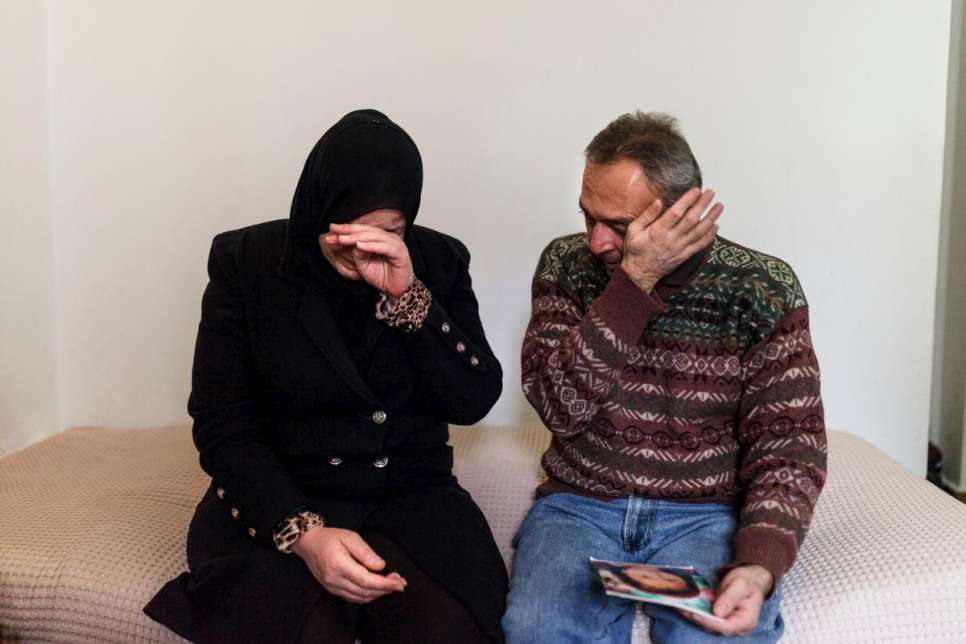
[0,1,59,454]
[6,1,952,476]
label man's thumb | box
[713,591,736,618]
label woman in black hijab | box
[144,110,507,643]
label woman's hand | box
[323,223,413,298]
[292,526,407,604]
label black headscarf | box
[282,109,423,371]
[286,108,422,252]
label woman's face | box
[318,209,406,280]
[623,566,689,593]
[599,569,633,594]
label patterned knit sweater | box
[521,233,827,583]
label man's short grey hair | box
[585,111,702,208]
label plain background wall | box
[0,1,58,454]
[2,1,953,477]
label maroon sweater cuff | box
[589,267,667,345]
[727,526,798,590]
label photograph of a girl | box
[591,559,719,621]
[595,562,701,599]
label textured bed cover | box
[2,423,965,643]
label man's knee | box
[502,588,578,644]
[504,585,634,644]
[501,589,542,643]
[646,603,785,644]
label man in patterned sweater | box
[502,112,826,643]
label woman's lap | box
[150,485,506,643]
[298,528,492,644]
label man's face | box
[579,159,660,271]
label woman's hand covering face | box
[319,209,413,298]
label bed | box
[2,422,965,642]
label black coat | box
[144,220,507,643]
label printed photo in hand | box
[590,558,725,622]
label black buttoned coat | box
[144,220,507,643]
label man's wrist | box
[620,262,658,293]
[737,564,774,595]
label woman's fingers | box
[338,538,406,592]
[330,583,387,604]
[341,532,388,572]
[327,229,405,260]
[329,223,399,241]
[329,230,399,248]
[354,240,411,267]
[341,561,407,593]
[329,223,375,232]
[329,579,378,600]
[324,545,405,600]
[319,556,402,603]
[354,239,395,255]
[332,572,393,598]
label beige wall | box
[1,1,953,477]
[933,1,966,490]
[0,1,59,454]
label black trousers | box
[297,529,496,644]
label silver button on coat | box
[456,341,466,353]
[373,457,389,468]
[216,487,226,499]
[441,322,451,333]
[230,507,240,519]
[328,457,343,466]
[372,410,387,424]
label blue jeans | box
[502,493,784,644]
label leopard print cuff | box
[273,510,324,554]
[375,277,432,331]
